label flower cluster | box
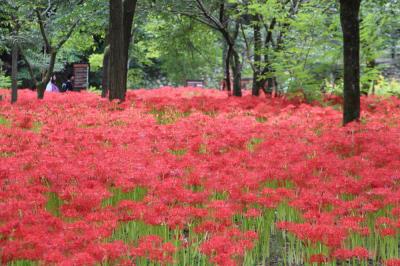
[1,88,400,265]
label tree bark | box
[363,59,376,95]
[108,0,137,101]
[122,0,137,93]
[221,41,228,91]
[340,0,362,125]
[11,44,18,103]
[102,45,110,98]
[252,22,262,96]
[225,44,232,94]
[109,0,126,101]
[231,49,242,97]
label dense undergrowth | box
[0,87,400,265]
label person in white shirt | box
[46,75,59,92]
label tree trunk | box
[11,44,18,104]
[109,0,126,101]
[122,0,137,94]
[101,45,110,98]
[37,83,46,99]
[252,22,262,96]
[259,17,276,96]
[231,49,242,97]
[340,0,361,125]
[222,41,228,91]
[225,44,233,94]
[363,59,376,95]
[108,0,137,101]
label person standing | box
[45,75,60,92]
[61,74,74,92]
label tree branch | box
[240,24,255,71]
[41,0,54,16]
[177,10,220,31]
[265,18,276,46]
[35,9,51,51]
[194,0,224,30]
[56,19,80,50]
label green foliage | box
[324,79,344,96]
[88,86,101,94]
[0,0,107,86]
[129,14,223,87]
[89,53,104,72]
[0,69,11,88]
[270,1,341,97]
[374,77,400,97]
[127,68,145,89]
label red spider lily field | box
[1,87,400,266]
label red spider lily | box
[332,247,370,260]
[1,88,400,265]
[386,259,400,266]
[309,253,328,264]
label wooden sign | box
[73,64,89,89]
[186,80,205,88]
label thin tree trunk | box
[11,44,18,103]
[222,41,228,91]
[122,0,137,94]
[102,45,110,98]
[37,83,46,99]
[225,44,233,94]
[252,22,262,96]
[231,49,242,97]
[259,18,276,96]
[365,59,376,95]
[340,0,362,125]
[109,0,126,101]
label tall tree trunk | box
[108,0,137,101]
[222,41,228,91]
[11,44,18,104]
[37,83,46,99]
[225,44,233,94]
[231,49,242,97]
[258,18,276,96]
[340,0,361,125]
[122,0,137,94]
[252,22,262,96]
[109,0,126,101]
[102,45,110,98]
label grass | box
[246,137,264,152]
[0,151,16,157]
[46,192,63,217]
[8,261,37,266]
[168,148,188,156]
[255,116,267,123]
[0,115,11,127]
[31,121,42,133]
[149,107,191,125]
[102,186,148,207]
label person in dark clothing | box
[61,75,74,92]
